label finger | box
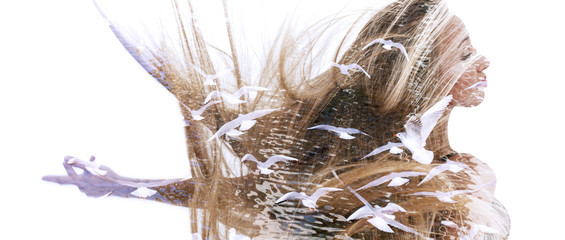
[63,161,79,178]
[42,175,73,185]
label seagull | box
[361,141,405,159]
[346,202,408,233]
[64,156,107,176]
[331,63,371,78]
[129,187,157,198]
[189,63,233,86]
[204,86,270,104]
[418,160,471,186]
[357,171,428,190]
[275,187,342,211]
[395,95,453,164]
[409,189,478,203]
[466,224,500,239]
[331,170,431,239]
[441,220,500,240]
[228,228,251,240]
[363,38,409,60]
[208,108,279,141]
[307,124,370,140]
[180,100,221,121]
[241,154,298,174]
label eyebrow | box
[458,36,470,48]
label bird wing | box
[342,127,370,136]
[193,100,221,115]
[419,95,453,142]
[238,120,257,131]
[275,192,306,203]
[403,116,425,146]
[362,38,385,50]
[446,160,471,172]
[470,224,500,234]
[346,206,375,221]
[240,153,259,163]
[382,203,407,214]
[209,109,278,141]
[409,191,435,196]
[441,220,459,229]
[203,90,223,104]
[179,102,193,112]
[307,124,338,132]
[384,217,429,238]
[418,164,449,186]
[262,155,298,167]
[391,42,409,60]
[233,86,270,98]
[387,177,409,187]
[362,142,405,159]
[357,171,426,190]
[207,115,244,141]
[450,189,478,196]
[349,64,371,78]
[310,187,342,202]
[130,187,157,198]
[367,217,395,233]
[240,108,279,121]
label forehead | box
[438,16,470,50]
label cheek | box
[449,72,485,107]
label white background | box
[1,0,564,239]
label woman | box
[44,0,510,239]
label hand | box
[42,156,136,198]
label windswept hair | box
[94,0,510,239]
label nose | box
[476,56,490,72]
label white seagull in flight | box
[441,220,500,240]
[395,95,453,164]
[204,86,270,105]
[331,63,371,78]
[331,170,431,239]
[409,189,478,203]
[275,187,342,211]
[363,38,410,60]
[361,141,405,159]
[189,63,233,86]
[418,160,471,186]
[180,101,221,121]
[307,124,370,140]
[241,154,298,174]
[208,108,279,141]
[356,171,428,190]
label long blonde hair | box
[96,0,510,238]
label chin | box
[454,91,485,107]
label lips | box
[465,80,487,90]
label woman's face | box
[440,17,490,107]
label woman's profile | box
[43,0,511,239]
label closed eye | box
[461,53,472,61]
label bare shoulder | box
[451,153,497,200]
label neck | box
[427,106,456,160]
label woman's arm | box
[42,156,205,207]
